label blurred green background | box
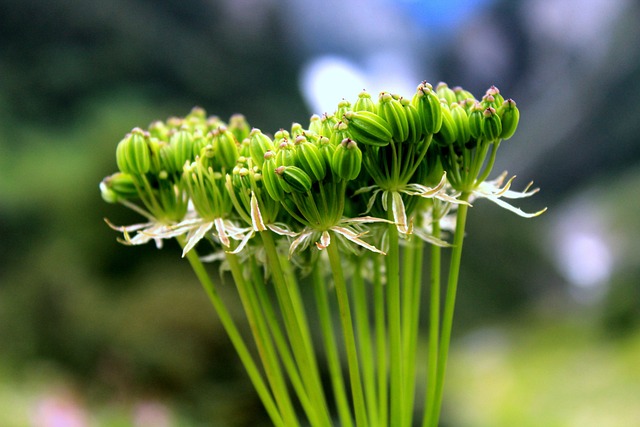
[1,0,639,426]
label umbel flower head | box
[101,82,545,263]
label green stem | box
[373,255,388,426]
[177,236,284,427]
[387,213,404,426]
[402,236,424,427]
[352,256,378,427]
[312,261,354,427]
[423,220,441,427]
[425,194,470,427]
[260,231,332,426]
[249,259,318,426]
[327,237,368,427]
[226,252,300,427]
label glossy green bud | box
[436,82,457,106]
[453,86,476,104]
[169,129,194,173]
[402,98,423,145]
[291,122,305,138]
[319,114,338,138]
[329,121,350,147]
[100,172,138,203]
[482,107,503,141]
[148,120,169,141]
[354,90,376,113]
[485,86,504,106]
[116,128,151,175]
[379,92,409,142]
[309,114,323,135]
[318,136,336,175]
[343,110,393,147]
[279,166,312,193]
[433,102,457,146]
[468,102,484,139]
[296,141,326,182]
[275,139,296,167]
[450,103,470,144]
[261,152,285,201]
[332,138,362,181]
[413,82,443,134]
[249,128,274,169]
[211,126,240,170]
[497,99,520,140]
[336,99,352,118]
[229,114,251,142]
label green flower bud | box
[249,128,274,169]
[296,141,326,182]
[468,102,484,139]
[379,92,409,142]
[318,136,336,175]
[329,121,350,147]
[261,152,285,201]
[276,139,296,167]
[148,120,169,141]
[343,110,393,147]
[319,114,338,138]
[308,114,322,135]
[450,103,470,145]
[436,82,457,106]
[100,172,138,203]
[354,90,376,113]
[453,86,476,104]
[497,99,520,140]
[291,122,305,138]
[169,129,194,173]
[413,82,443,134]
[116,128,151,175]
[485,86,504,106]
[211,126,240,170]
[336,99,352,118]
[332,138,362,181]
[192,129,210,158]
[401,98,423,145]
[229,114,251,142]
[433,102,457,146]
[279,165,312,193]
[482,107,503,141]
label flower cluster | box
[101,81,546,427]
[101,82,543,260]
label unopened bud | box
[116,128,151,175]
[413,82,443,134]
[482,107,503,141]
[379,92,409,142]
[332,138,362,181]
[280,166,313,193]
[497,99,519,140]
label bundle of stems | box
[101,81,545,426]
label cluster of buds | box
[101,81,542,258]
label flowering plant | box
[101,81,545,427]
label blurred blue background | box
[1,0,640,425]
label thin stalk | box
[327,238,368,427]
[177,236,284,427]
[312,261,354,427]
[402,236,425,427]
[424,195,470,427]
[352,256,378,427]
[260,231,332,426]
[249,259,319,426]
[423,220,441,427]
[226,252,300,427]
[387,212,404,426]
[373,255,388,426]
